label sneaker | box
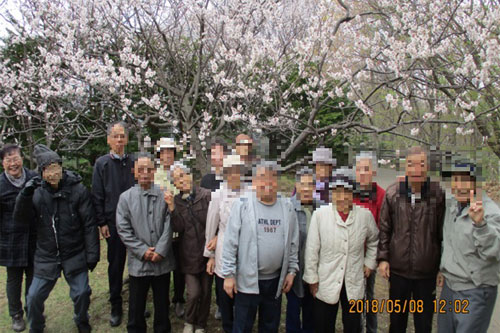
[183,323,194,333]
[194,328,206,333]
[12,314,26,332]
[214,306,222,320]
[175,302,185,318]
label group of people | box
[0,120,499,333]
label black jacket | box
[14,170,100,280]
[91,154,135,227]
[0,168,37,267]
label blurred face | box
[159,148,175,168]
[172,167,193,193]
[332,186,353,211]
[405,152,428,185]
[451,173,475,204]
[355,158,375,187]
[315,163,332,181]
[297,174,314,205]
[224,166,242,190]
[235,143,251,158]
[2,149,23,178]
[211,144,224,169]
[253,167,278,203]
[134,157,155,189]
[42,163,63,188]
[107,124,128,155]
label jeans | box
[215,275,234,333]
[6,265,34,317]
[128,274,171,333]
[285,287,314,333]
[233,277,282,333]
[438,282,497,333]
[27,270,91,331]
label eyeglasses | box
[3,156,22,165]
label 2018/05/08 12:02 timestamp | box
[348,299,470,314]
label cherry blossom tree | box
[1,0,499,172]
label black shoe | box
[110,308,122,327]
[12,314,26,332]
[77,323,92,333]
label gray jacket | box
[221,192,299,298]
[440,193,500,291]
[290,195,311,298]
[116,184,175,277]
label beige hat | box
[223,154,244,169]
[155,137,176,152]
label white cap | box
[223,154,244,169]
[155,137,176,152]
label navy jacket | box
[0,168,37,267]
[91,154,135,227]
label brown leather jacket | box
[170,186,211,274]
[377,178,445,279]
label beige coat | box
[303,204,378,304]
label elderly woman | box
[164,163,212,333]
[204,154,246,333]
[303,168,378,333]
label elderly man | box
[311,147,336,206]
[14,144,99,333]
[377,147,446,333]
[154,137,184,318]
[438,158,500,333]
[286,167,315,333]
[91,121,135,326]
[353,151,386,333]
[116,153,175,333]
[164,163,212,333]
[235,134,254,183]
[201,138,226,192]
[222,161,299,333]
[0,144,37,332]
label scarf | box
[5,168,26,188]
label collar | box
[138,184,158,197]
[356,182,378,202]
[110,152,128,161]
[399,176,430,201]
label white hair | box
[355,151,378,170]
[170,161,191,175]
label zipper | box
[51,214,60,257]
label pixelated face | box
[235,142,251,157]
[297,174,314,205]
[107,124,128,155]
[405,152,427,184]
[159,148,175,168]
[253,167,278,200]
[134,157,155,187]
[211,144,224,168]
[224,165,242,190]
[315,163,332,180]
[42,163,63,187]
[332,186,353,209]
[355,158,374,187]
[2,149,23,178]
[172,167,192,193]
[451,173,475,204]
